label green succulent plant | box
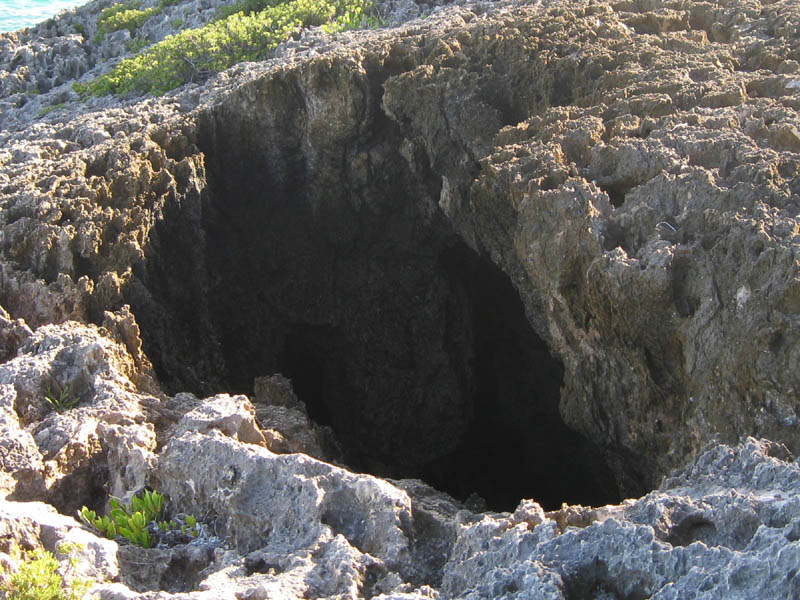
[79,490,199,548]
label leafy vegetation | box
[94,0,183,42]
[216,0,286,19]
[157,513,198,537]
[44,384,79,413]
[95,3,158,42]
[98,0,141,22]
[38,103,66,117]
[126,36,151,52]
[1,543,92,600]
[76,0,376,97]
[79,490,199,549]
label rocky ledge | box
[1,0,800,597]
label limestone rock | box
[0,306,32,363]
[0,382,45,499]
[0,0,799,597]
[0,320,160,511]
[176,393,266,446]
[154,430,413,565]
[0,499,119,584]
[252,374,343,461]
[1,0,785,499]
[442,439,800,600]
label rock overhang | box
[119,49,619,510]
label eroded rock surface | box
[1,0,799,597]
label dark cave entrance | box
[125,87,620,512]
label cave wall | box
[376,2,800,495]
[119,54,620,510]
[119,0,800,503]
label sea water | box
[0,0,88,33]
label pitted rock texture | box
[442,438,800,600]
[3,0,798,497]
[0,0,799,597]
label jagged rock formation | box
[1,0,800,597]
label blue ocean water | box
[0,0,88,33]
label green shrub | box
[79,0,375,97]
[99,1,142,18]
[216,0,285,19]
[2,543,92,600]
[79,490,199,549]
[96,5,158,38]
[95,1,139,38]
[126,36,151,52]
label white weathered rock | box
[0,320,161,512]
[0,305,32,363]
[252,374,342,461]
[155,430,413,566]
[176,393,266,446]
[0,499,119,583]
[441,439,800,600]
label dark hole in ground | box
[599,182,628,208]
[125,82,620,512]
[667,515,719,548]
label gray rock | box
[0,305,32,363]
[0,319,161,512]
[0,499,119,583]
[442,438,800,600]
[252,374,343,462]
[176,393,266,446]
[0,0,799,597]
[0,382,45,499]
[154,430,413,565]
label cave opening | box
[125,87,620,512]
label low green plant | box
[38,103,66,118]
[94,2,158,42]
[99,0,141,19]
[216,0,284,19]
[78,509,117,539]
[180,514,199,537]
[1,542,92,600]
[126,36,151,52]
[44,383,79,413]
[77,0,375,97]
[79,490,199,548]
